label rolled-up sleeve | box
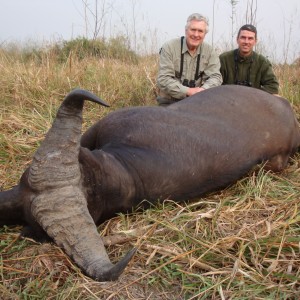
[201,46,223,89]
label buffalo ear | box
[0,185,24,226]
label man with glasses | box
[156,13,222,106]
[220,24,279,95]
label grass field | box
[0,47,300,299]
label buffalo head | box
[0,89,135,281]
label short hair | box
[185,13,209,33]
[237,24,257,39]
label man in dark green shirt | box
[220,24,279,95]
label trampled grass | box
[0,49,300,299]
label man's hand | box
[187,87,205,96]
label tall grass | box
[0,41,300,299]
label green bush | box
[53,36,139,64]
[0,36,139,65]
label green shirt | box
[157,37,222,100]
[220,49,279,94]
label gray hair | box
[185,13,209,33]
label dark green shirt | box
[220,50,279,94]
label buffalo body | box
[1,85,299,281]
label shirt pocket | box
[200,55,209,69]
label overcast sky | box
[0,0,299,63]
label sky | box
[0,0,299,63]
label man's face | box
[237,30,257,56]
[185,20,207,51]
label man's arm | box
[201,48,223,89]
[156,45,189,100]
[260,60,279,95]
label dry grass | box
[0,50,300,299]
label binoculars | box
[182,79,196,88]
[236,80,252,87]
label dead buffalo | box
[0,85,300,281]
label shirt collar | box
[237,49,255,62]
[183,37,202,56]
